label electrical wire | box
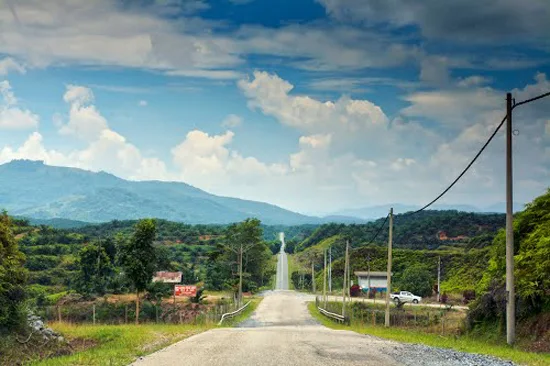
[363,214,389,245]
[512,91,550,109]
[412,115,507,214]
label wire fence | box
[316,297,464,336]
[36,298,239,326]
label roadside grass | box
[30,323,212,366]
[308,302,550,366]
[28,297,261,365]
[219,297,262,327]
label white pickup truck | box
[390,291,422,304]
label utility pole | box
[385,208,393,328]
[437,256,441,303]
[367,254,371,299]
[311,260,316,294]
[328,246,332,293]
[323,249,327,307]
[342,240,349,318]
[238,243,243,306]
[506,92,516,345]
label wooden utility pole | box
[506,92,516,345]
[437,256,441,302]
[323,249,327,307]
[385,208,393,327]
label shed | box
[354,271,392,293]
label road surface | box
[275,232,289,290]
[132,235,514,366]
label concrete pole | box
[506,92,516,345]
[323,249,327,307]
[238,243,243,306]
[385,208,393,327]
[328,247,332,293]
[311,260,316,294]
[437,256,441,302]
[342,240,349,317]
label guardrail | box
[315,296,349,324]
[218,301,251,325]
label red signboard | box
[174,285,197,297]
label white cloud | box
[238,71,388,134]
[0,57,25,75]
[139,100,148,107]
[0,80,39,130]
[59,85,108,141]
[221,114,243,128]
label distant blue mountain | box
[334,201,525,220]
[0,160,329,225]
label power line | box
[513,91,550,109]
[412,115,507,214]
[363,214,389,246]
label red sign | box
[174,285,197,297]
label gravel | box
[386,343,517,366]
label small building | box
[354,271,392,293]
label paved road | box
[133,291,400,366]
[132,233,513,366]
[275,232,289,290]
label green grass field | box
[28,298,262,366]
[308,303,550,366]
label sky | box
[0,0,549,215]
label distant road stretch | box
[275,232,289,290]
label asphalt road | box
[275,232,289,290]
[132,234,513,366]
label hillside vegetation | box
[0,160,320,225]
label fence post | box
[372,310,375,326]
[93,304,96,325]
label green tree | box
[397,265,433,298]
[0,212,28,332]
[74,242,114,297]
[119,219,157,324]
[218,218,268,303]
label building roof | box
[354,271,390,277]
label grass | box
[308,302,550,366]
[28,298,262,365]
[29,323,212,366]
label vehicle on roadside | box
[390,291,422,304]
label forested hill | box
[297,210,506,251]
[0,160,322,225]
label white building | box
[354,271,392,293]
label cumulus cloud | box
[238,71,388,134]
[0,80,39,130]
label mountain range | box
[0,160,522,226]
[0,160,330,225]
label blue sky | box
[0,0,549,215]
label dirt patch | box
[518,313,550,353]
[68,337,100,353]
